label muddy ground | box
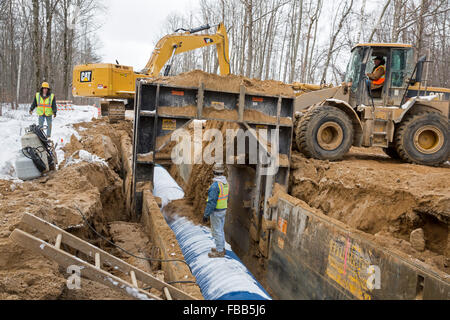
[163,116,449,276]
[289,147,449,273]
[1,110,448,299]
[0,119,167,300]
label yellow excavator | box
[72,23,230,122]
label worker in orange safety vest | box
[366,56,386,91]
[29,82,57,137]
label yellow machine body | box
[72,23,230,100]
[72,64,150,99]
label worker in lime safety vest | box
[203,163,229,258]
[29,82,57,137]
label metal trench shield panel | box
[132,81,295,222]
[224,166,256,257]
[267,198,450,300]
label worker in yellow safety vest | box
[29,82,57,137]
[203,163,229,258]
[366,56,386,91]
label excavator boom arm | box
[143,23,230,76]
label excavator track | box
[100,101,125,123]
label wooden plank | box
[20,213,197,300]
[55,234,62,249]
[164,287,173,300]
[10,229,161,300]
[95,253,100,269]
[130,271,138,288]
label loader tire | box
[382,147,400,159]
[395,112,449,166]
[295,105,354,161]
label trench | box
[153,165,271,300]
[34,117,447,300]
[57,134,164,299]
[61,119,272,300]
[43,119,201,300]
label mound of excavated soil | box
[0,118,144,300]
[289,148,449,273]
[168,120,241,221]
[0,118,134,299]
[0,161,126,299]
[149,70,296,97]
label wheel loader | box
[72,23,230,122]
[294,43,449,166]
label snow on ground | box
[64,150,108,168]
[0,103,99,180]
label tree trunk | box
[245,0,253,77]
[32,0,41,92]
[63,0,73,100]
[321,0,353,84]
[289,0,303,83]
[43,0,55,83]
[9,0,17,109]
[391,0,402,42]
[239,4,247,75]
[357,0,366,42]
[16,30,25,107]
[415,0,428,60]
[368,0,391,42]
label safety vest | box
[372,65,386,85]
[36,93,55,116]
[207,182,229,210]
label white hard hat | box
[213,163,225,174]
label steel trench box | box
[266,197,450,300]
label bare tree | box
[320,0,353,84]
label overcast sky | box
[97,0,200,70]
[96,0,379,76]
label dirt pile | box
[62,119,132,171]
[168,120,241,221]
[150,69,296,97]
[0,161,126,299]
[0,118,153,300]
[289,147,449,273]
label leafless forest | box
[1,0,449,109]
[0,0,103,109]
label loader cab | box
[344,44,415,107]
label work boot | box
[208,249,225,258]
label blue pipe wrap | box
[168,217,271,300]
[153,165,271,300]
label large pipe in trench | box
[153,165,271,300]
